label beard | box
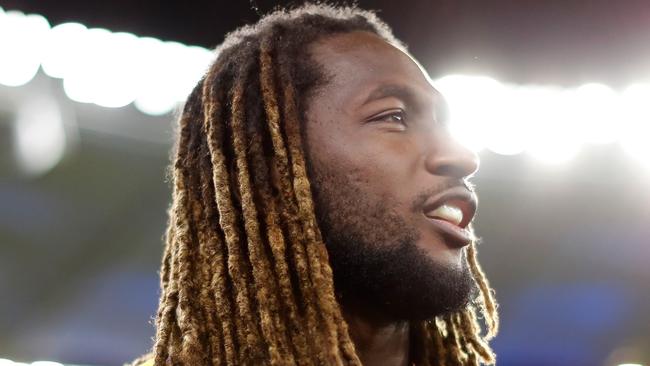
[307,159,476,322]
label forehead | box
[308,31,439,104]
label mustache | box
[411,179,475,213]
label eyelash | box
[369,109,407,125]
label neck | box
[341,301,412,366]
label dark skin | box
[304,31,480,366]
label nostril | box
[433,163,472,179]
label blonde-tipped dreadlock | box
[131,3,498,366]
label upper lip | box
[421,186,478,229]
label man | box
[132,3,498,366]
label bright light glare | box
[489,86,540,156]
[4,6,649,170]
[619,83,650,166]
[62,27,112,104]
[37,16,213,112]
[525,89,582,163]
[573,83,620,144]
[31,362,64,366]
[478,80,523,155]
[0,11,50,86]
[432,76,650,164]
[0,358,14,366]
[435,75,584,163]
[435,75,507,152]
[176,45,214,102]
[617,364,644,366]
[134,40,187,115]
[41,22,88,79]
[13,97,67,176]
[62,28,147,108]
[92,31,141,108]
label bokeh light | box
[434,74,507,153]
[41,22,88,79]
[573,83,620,145]
[0,9,213,113]
[619,83,650,167]
[12,97,66,176]
[0,11,50,87]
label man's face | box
[303,31,481,321]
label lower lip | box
[424,216,472,247]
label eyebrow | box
[361,84,421,107]
[361,83,449,124]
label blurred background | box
[0,1,648,365]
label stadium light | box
[0,10,50,87]
[0,8,214,114]
[41,22,88,79]
[434,75,508,153]
[1,6,650,167]
[619,83,650,167]
[573,83,620,145]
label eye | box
[368,109,407,125]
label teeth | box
[425,204,463,226]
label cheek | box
[341,158,414,223]
[328,149,400,196]
[353,144,417,204]
[305,113,418,206]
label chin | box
[419,240,466,268]
[376,247,476,321]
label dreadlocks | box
[131,3,498,365]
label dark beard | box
[308,161,476,321]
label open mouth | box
[422,188,477,246]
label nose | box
[423,134,480,179]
